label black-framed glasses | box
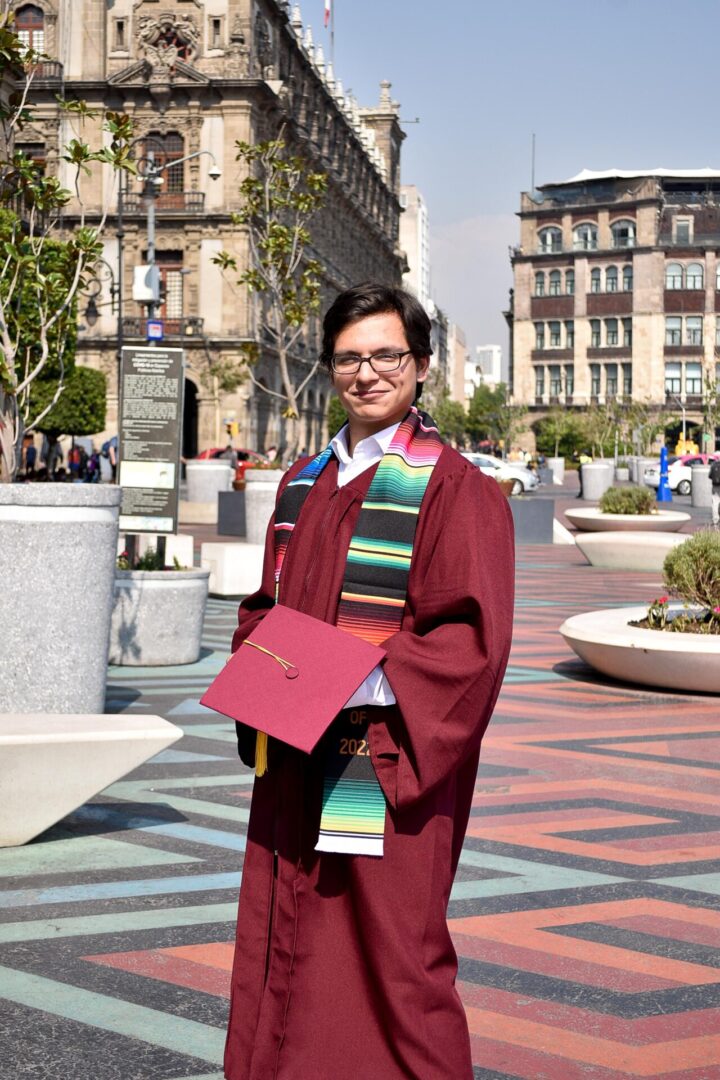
[330,350,414,375]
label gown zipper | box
[264,846,278,985]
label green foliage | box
[533,408,585,459]
[30,366,106,437]
[466,382,527,450]
[663,530,720,610]
[434,397,466,444]
[326,395,347,437]
[599,485,655,515]
[117,548,189,572]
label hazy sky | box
[308,0,720,368]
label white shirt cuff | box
[343,664,396,708]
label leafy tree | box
[30,365,106,438]
[533,409,585,459]
[466,382,527,453]
[702,373,719,452]
[420,366,466,445]
[212,135,328,460]
[0,8,134,479]
[326,394,347,438]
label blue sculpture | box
[657,445,672,502]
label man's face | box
[330,312,429,441]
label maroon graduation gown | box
[224,446,515,1080]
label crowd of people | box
[19,434,117,483]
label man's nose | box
[354,358,380,383]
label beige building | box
[510,169,720,448]
[14,0,405,456]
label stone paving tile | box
[1,541,719,1079]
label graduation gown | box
[224,446,515,1080]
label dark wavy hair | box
[320,282,433,370]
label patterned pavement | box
[1,546,719,1079]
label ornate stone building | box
[13,0,405,455]
[510,169,720,449]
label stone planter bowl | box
[574,531,689,571]
[564,508,690,533]
[560,605,720,694]
[110,568,210,666]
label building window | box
[605,318,619,346]
[145,132,185,203]
[15,4,45,52]
[535,322,545,350]
[611,219,636,249]
[534,271,545,297]
[549,320,562,347]
[716,264,720,291]
[590,319,601,348]
[622,265,633,291]
[535,367,545,398]
[565,268,575,295]
[573,223,598,251]
[686,316,703,346]
[665,316,682,345]
[675,218,692,245]
[210,17,223,48]
[605,266,618,293]
[622,363,632,397]
[564,365,574,397]
[623,318,633,347]
[538,227,562,254]
[590,364,601,396]
[113,18,127,50]
[665,362,681,395]
[549,365,562,396]
[716,317,720,347]
[548,270,561,296]
[686,262,704,290]
[565,320,574,348]
[606,364,618,397]
[686,363,703,395]
[665,263,683,289]
[590,267,601,293]
[151,251,185,319]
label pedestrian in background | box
[710,456,720,526]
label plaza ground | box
[1,479,718,1079]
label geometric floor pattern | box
[1,550,719,1079]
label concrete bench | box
[0,714,183,847]
[201,541,264,597]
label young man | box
[224,283,515,1080]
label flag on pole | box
[324,0,331,28]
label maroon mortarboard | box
[200,604,386,755]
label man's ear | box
[416,356,430,382]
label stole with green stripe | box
[269,406,444,856]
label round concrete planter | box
[185,460,233,503]
[615,467,630,483]
[574,530,689,570]
[560,605,720,694]
[564,507,690,532]
[548,457,565,484]
[0,484,121,712]
[581,462,614,501]
[109,568,210,666]
[244,468,284,544]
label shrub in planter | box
[629,530,720,635]
[599,485,655,515]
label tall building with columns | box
[509,169,720,448]
[13,0,405,455]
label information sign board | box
[118,346,184,534]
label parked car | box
[461,452,540,494]
[643,453,720,496]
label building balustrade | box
[27,60,63,81]
[121,316,204,338]
[121,191,206,214]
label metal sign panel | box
[118,345,184,534]
[146,319,164,341]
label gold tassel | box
[255,731,268,777]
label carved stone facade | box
[16,0,405,455]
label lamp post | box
[669,392,687,448]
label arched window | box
[605,266,618,293]
[534,271,545,297]
[565,269,575,295]
[611,219,636,248]
[548,270,561,296]
[622,265,633,291]
[573,223,597,251]
[590,267,601,294]
[686,263,704,289]
[665,263,683,289]
[538,227,562,254]
[15,4,45,52]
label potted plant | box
[564,485,690,533]
[110,546,210,666]
[0,15,134,714]
[560,530,720,693]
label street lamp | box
[82,258,118,328]
[668,392,687,447]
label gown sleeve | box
[368,463,515,812]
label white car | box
[461,452,540,494]
[644,453,720,496]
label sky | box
[305,0,720,373]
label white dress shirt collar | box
[329,422,400,487]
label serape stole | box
[270,406,444,855]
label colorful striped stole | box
[271,406,444,855]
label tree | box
[702,373,719,452]
[533,408,585,459]
[0,8,134,479]
[326,395,347,438]
[212,135,328,460]
[420,366,466,445]
[30,365,106,438]
[466,382,527,453]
